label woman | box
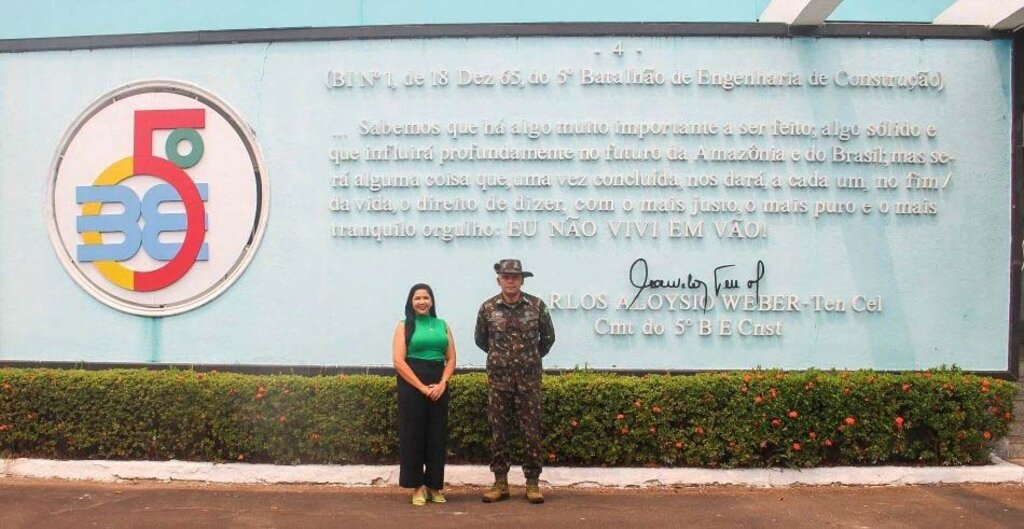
[392,283,456,505]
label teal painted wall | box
[0,35,1012,370]
[1,1,959,40]
[829,0,957,23]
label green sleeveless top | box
[406,315,448,362]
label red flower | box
[278,415,287,423]
[310,432,321,442]
[237,453,245,461]
[983,431,992,440]
[842,387,851,395]
[901,383,911,392]
[571,419,579,428]
[741,386,749,393]
[743,373,753,382]
[649,426,657,434]
[845,417,856,426]
[652,406,662,414]
[788,411,799,419]
[804,382,815,390]
[792,442,802,451]
[771,419,782,427]
[620,427,630,435]
[548,452,557,461]
[823,439,833,447]
[675,441,684,449]
[754,396,764,404]
[633,400,642,409]
[616,413,625,421]
[769,388,778,398]
[894,417,904,429]
[694,426,705,436]
[808,431,817,439]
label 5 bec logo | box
[47,81,269,316]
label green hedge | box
[0,368,1014,467]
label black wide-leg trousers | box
[397,358,449,490]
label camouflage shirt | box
[475,292,556,373]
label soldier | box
[475,259,555,504]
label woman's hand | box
[426,380,447,401]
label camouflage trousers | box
[487,370,543,480]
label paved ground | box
[1,478,1024,528]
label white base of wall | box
[2,457,1023,487]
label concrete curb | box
[3,457,1024,487]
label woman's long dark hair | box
[404,283,437,347]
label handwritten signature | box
[628,257,765,311]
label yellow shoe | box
[411,488,427,506]
[427,488,447,503]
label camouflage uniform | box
[475,292,555,480]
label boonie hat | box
[493,259,534,278]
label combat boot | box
[525,478,545,504]
[481,474,510,503]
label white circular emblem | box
[46,80,269,316]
